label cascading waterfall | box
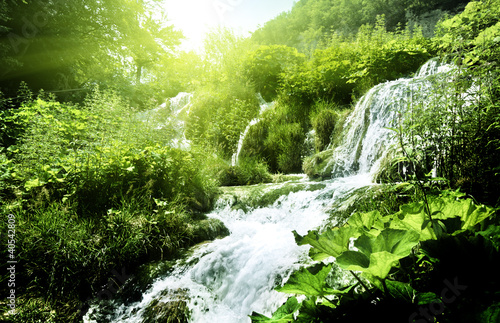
[326,58,453,178]
[84,59,451,323]
[232,94,274,166]
[137,92,193,150]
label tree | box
[244,45,305,101]
[0,0,183,104]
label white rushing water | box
[87,174,372,323]
[85,59,452,323]
[326,58,453,178]
[137,92,193,150]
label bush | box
[243,45,306,101]
[0,88,226,321]
[239,102,308,174]
[0,199,228,322]
[0,89,218,214]
[185,83,260,159]
[311,105,339,152]
[217,158,273,186]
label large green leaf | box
[386,280,416,302]
[293,226,355,260]
[348,210,385,234]
[336,229,420,279]
[277,263,337,297]
[462,204,495,230]
[390,198,495,241]
[337,251,402,279]
[336,251,370,271]
[250,297,300,322]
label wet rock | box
[142,289,190,323]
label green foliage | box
[268,122,306,174]
[244,45,305,101]
[250,296,301,322]
[0,199,228,322]
[254,194,497,322]
[216,158,273,187]
[387,0,500,204]
[278,17,432,107]
[0,87,231,321]
[251,0,467,52]
[185,28,261,160]
[311,104,339,152]
[348,22,432,93]
[0,0,184,106]
[186,84,259,159]
[238,103,307,174]
[0,89,217,213]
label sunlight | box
[162,0,228,52]
[162,0,297,52]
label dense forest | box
[1,0,499,321]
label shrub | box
[185,83,260,159]
[216,158,272,186]
[1,89,218,214]
[267,122,306,174]
[243,45,306,101]
[311,106,339,152]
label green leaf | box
[25,178,43,190]
[337,229,420,279]
[250,297,300,322]
[348,210,384,234]
[386,280,416,302]
[480,303,500,323]
[336,251,370,271]
[277,263,336,297]
[415,292,440,306]
[462,204,495,230]
[293,226,355,260]
[354,229,420,257]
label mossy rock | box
[303,149,334,179]
[324,184,413,227]
[192,218,230,242]
[219,180,326,210]
[142,289,190,323]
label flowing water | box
[137,92,193,150]
[84,59,451,323]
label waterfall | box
[137,92,193,150]
[84,59,452,323]
[167,92,193,150]
[326,59,453,178]
[231,94,274,166]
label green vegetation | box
[0,88,229,321]
[1,0,499,321]
[251,191,499,322]
[250,1,500,322]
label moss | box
[142,289,190,323]
[219,180,326,210]
[303,149,335,179]
[324,183,415,227]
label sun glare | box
[163,0,228,52]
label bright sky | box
[162,0,297,51]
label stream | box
[83,58,452,323]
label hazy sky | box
[162,0,297,51]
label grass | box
[0,199,229,322]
